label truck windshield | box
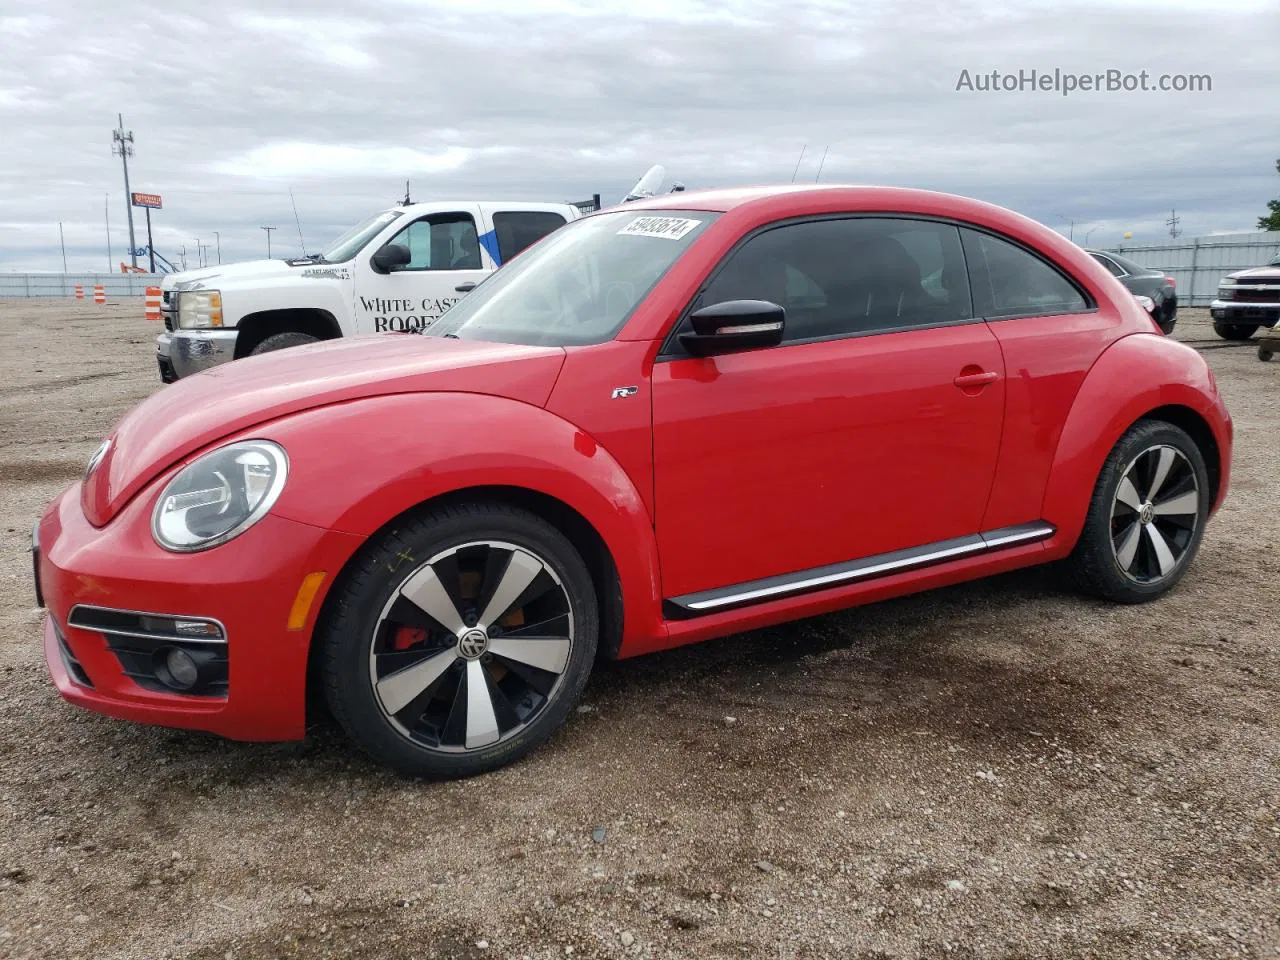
[427,210,720,347]
[321,210,404,262]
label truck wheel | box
[1212,322,1257,341]
[250,331,320,355]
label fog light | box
[159,647,200,691]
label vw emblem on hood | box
[85,438,112,479]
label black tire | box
[1067,420,1209,603]
[320,502,598,779]
[250,331,320,355]
[1213,321,1257,341]
[1157,301,1177,335]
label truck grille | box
[1222,286,1280,303]
[162,291,175,331]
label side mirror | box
[679,300,785,357]
[371,243,411,274]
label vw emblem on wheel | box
[457,628,489,660]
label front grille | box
[1233,287,1280,304]
[68,606,228,698]
[53,619,93,688]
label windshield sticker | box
[617,216,702,240]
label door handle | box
[953,370,999,389]
[455,282,477,293]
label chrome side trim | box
[67,604,227,645]
[668,521,1056,615]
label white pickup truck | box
[156,197,595,381]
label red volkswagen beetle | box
[34,186,1232,778]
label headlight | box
[151,441,288,552]
[177,290,223,329]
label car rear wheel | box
[250,331,320,355]
[1212,321,1257,341]
[1067,420,1209,603]
[320,502,598,778]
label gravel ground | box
[0,299,1277,960]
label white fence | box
[0,273,164,299]
[6,234,1280,306]
[1106,231,1280,307]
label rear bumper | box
[1210,300,1280,326]
[156,329,239,381]
[37,482,363,742]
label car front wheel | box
[1212,321,1257,341]
[320,502,598,778]
[250,331,320,355]
[1067,420,1209,603]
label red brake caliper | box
[391,626,427,651]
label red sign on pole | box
[131,192,163,209]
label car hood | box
[1227,265,1280,282]
[81,334,567,527]
[161,259,296,291]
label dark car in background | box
[1210,254,1280,340]
[1087,249,1178,334]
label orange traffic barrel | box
[93,285,105,304]
[74,283,84,300]
[145,286,162,321]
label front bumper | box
[1210,299,1280,327]
[36,482,362,742]
[156,328,239,382]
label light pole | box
[261,226,277,258]
[213,231,221,264]
[111,114,138,269]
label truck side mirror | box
[371,243,411,274]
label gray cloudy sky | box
[1,0,1275,271]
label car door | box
[651,215,1007,600]
[352,206,490,334]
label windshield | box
[428,210,720,347]
[320,210,404,262]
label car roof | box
[381,200,575,217]
[616,183,979,214]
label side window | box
[963,229,1089,318]
[697,217,972,344]
[384,213,481,271]
[1090,253,1125,277]
[492,211,568,264]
